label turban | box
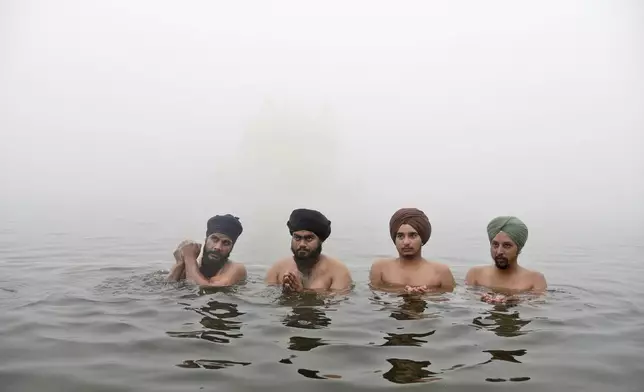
[287,208,331,242]
[389,208,432,245]
[487,216,528,252]
[206,214,243,243]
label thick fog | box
[1,0,642,242]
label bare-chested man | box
[465,216,546,302]
[167,214,247,287]
[265,208,352,294]
[369,208,455,294]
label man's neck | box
[396,255,426,266]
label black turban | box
[287,208,331,242]
[206,214,243,243]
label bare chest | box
[277,264,333,289]
[479,273,533,292]
[382,266,442,288]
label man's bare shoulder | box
[522,267,546,283]
[324,255,350,272]
[371,258,397,267]
[228,260,247,273]
[426,259,451,271]
[468,265,492,274]
[272,257,294,267]
[465,265,489,283]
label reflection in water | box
[391,295,428,320]
[177,359,251,370]
[381,330,436,347]
[280,293,332,330]
[297,368,343,380]
[481,349,527,364]
[288,336,328,351]
[371,293,436,320]
[473,349,530,382]
[279,294,333,352]
[168,299,244,343]
[472,304,531,337]
[168,297,247,369]
[283,305,332,329]
[383,358,441,384]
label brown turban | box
[389,208,432,245]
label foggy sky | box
[1,0,642,234]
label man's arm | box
[368,260,384,288]
[206,263,247,287]
[439,265,456,291]
[167,263,186,282]
[264,261,283,285]
[184,253,213,286]
[464,267,479,286]
[531,272,547,293]
[329,266,353,293]
[167,240,194,282]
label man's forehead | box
[209,232,233,241]
[397,224,418,234]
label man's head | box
[487,216,528,270]
[389,208,432,259]
[203,214,243,265]
[287,208,331,270]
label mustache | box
[203,249,225,260]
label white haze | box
[1,0,642,255]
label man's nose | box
[402,237,411,245]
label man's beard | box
[200,249,229,278]
[494,256,509,270]
[292,243,322,275]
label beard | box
[200,248,229,278]
[494,256,509,270]
[292,243,322,274]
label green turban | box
[487,216,529,252]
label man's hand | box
[179,241,202,262]
[481,293,509,304]
[173,240,197,264]
[405,285,429,294]
[282,271,303,293]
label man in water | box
[369,208,455,293]
[167,214,247,287]
[465,216,547,300]
[265,208,352,293]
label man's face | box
[203,233,234,264]
[395,224,423,259]
[490,232,519,270]
[291,230,322,263]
